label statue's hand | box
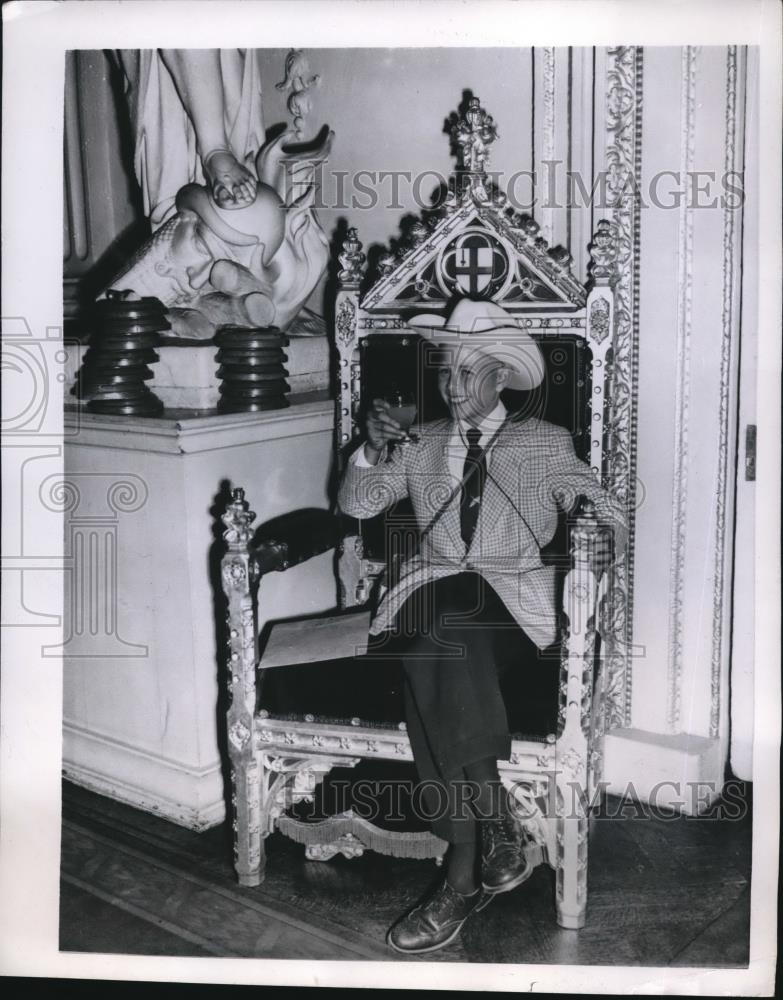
[209,259,269,297]
[208,261,276,327]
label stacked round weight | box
[80,297,168,417]
[215,326,290,413]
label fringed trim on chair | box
[277,810,447,860]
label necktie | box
[460,427,486,549]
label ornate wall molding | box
[602,46,644,730]
[541,46,556,243]
[666,46,699,733]
[711,45,742,739]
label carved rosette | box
[589,297,611,344]
[222,557,247,591]
[228,719,251,751]
[335,297,357,349]
[558,746,585,776]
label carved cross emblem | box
[441,231,508,297]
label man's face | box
[437,351,508,425]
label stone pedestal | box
[61,395,337,829]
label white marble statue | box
[105,50,331,339]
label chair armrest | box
[250,508,342,576]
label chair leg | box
[555,809,588,929]
[233,755,265,887]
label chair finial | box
[337,228,366,287]
[222,487,256,550]
[451,96,498,175]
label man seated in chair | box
[338,298,628,954]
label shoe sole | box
[474,890,494,912]
[481,860,534,896]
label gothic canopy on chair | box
[335,95,620,480]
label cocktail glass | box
[383,390,419,444]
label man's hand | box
[364,399,407,465]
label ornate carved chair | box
[220,98,621,930]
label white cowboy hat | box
[407,299,546,390]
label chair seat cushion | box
[259,642,560,739]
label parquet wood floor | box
[59,780,751,965]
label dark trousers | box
[389,573,538,845]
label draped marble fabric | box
[115,49,266,229]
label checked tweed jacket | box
[338,417,629,649]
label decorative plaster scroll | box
[667,46,698,733]
[603,46,644,730]
[711,46,741,739]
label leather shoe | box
[481,810,533,895]
[386,879,489,954]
